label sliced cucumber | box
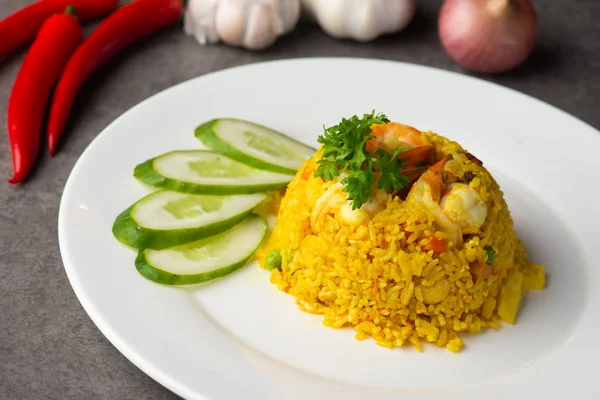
[135,215,267,285]
[195,119,316,174]
[112,191,267,250]
[134,150,293,195]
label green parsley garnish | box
[484,246,496,263]
[314,111,410,209]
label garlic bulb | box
[302,0,416,42]
[184,0,301,51]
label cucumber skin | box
[134,216,267,285]
[112,204,253,250]
[134,155,291,195]
[135,250,251,285]
[195,119,315,175]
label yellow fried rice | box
[257,130,545,352]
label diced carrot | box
[469,261,493,278]
[429,236,448,253]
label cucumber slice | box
[135,215,267,285]
[112,191,267,250]
[134,150,293,195]
[195,119,316,174]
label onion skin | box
[439,0,538,74]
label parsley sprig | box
[314,111,411,209]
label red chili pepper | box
[0,0,117,60]
[47,0,184,155]
[7,6,82,184]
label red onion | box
[438,0,538,73]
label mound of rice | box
[258,130,545,352]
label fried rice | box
[257,127,545,352]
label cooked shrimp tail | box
[397,146,435,183]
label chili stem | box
[65,6,78,16]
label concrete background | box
[0,0,598,398]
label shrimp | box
[367,122,435,184]
[310,181,370,232]
[405,157,488,247]
[366,122,428,152]
[440,183,487,234]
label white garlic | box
[184,0,301,51]
[302,0,416,42]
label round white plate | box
[59,58,600,400]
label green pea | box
[484,246,496,264]
[265,250,282,271]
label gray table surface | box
[1,0,598,399]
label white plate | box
[59,58,600,400]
